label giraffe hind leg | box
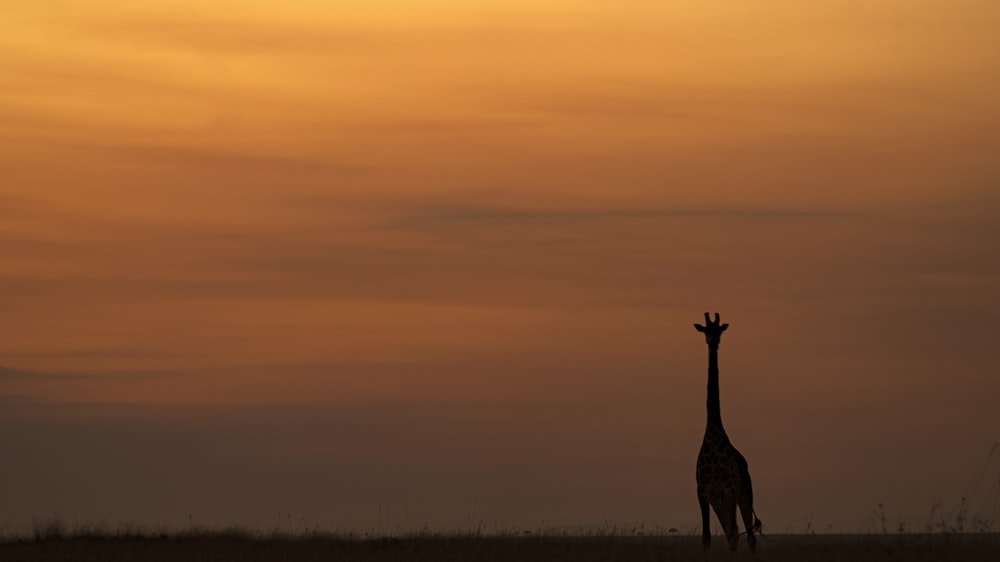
[738,496,757,554]
[711,499,739,551]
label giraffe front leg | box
[698,492,711,550]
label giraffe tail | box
[752,511,769,541]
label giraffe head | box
[693,312,729,347]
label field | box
[2,531,999,562]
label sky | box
[2,0,1000,535]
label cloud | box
[0,364,72,381]
[0,365,23,379]
[388,204,848,229]
[86,143,364,178]
[0,365,72,403]
[0,364,180,404]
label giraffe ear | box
[694,324,705,332]
[720,323,729,332]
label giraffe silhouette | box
[694,312,760,553]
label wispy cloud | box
[389,204,849,229]
[0,365,73,381]
[0,364,178,403]
[0,365,72,402]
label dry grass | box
[2,531,999,562]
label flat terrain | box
[2,533,999,562]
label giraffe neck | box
[706,344,724,430]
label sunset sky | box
[2,1,999,534]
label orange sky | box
[2,0,1000,534]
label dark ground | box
[2,532,999,562]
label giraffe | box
[694,312,760,553]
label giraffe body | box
[693,312,759,553]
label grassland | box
[2,531,999,562]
